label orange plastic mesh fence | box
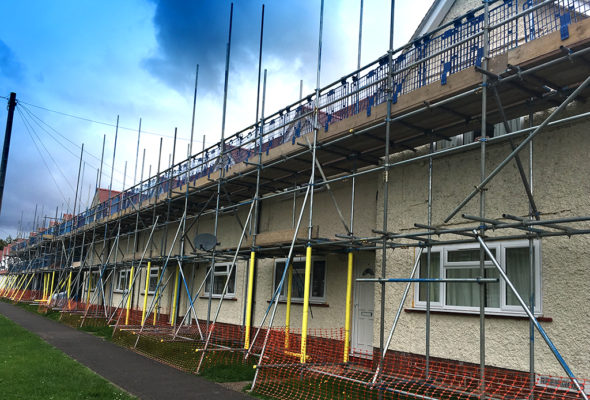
[112,319,255,374]
[3,292,588,400]
[252,327,589,400]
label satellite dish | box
[194,233,218,251]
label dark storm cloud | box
[0,40,24,82]
[144,0,319,94]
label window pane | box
[312,260,325,298]
[209,265,236,296]
[274,262,287,296]
[506,247,531,306]
[227,267,236,295]
[446,268,499,308]
[213,273,225,295]
[448,248,495,262]
[214,265,226,273]
[118,270,128,291]
[274,259,326,301]
[292,269,305,299]
[419,252,440,302]
[205,268,212,293]
[149,270,159,292]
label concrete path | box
[0,301,250,400]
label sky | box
[0,0,434,239]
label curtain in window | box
[419,252,440,302]
[446,268,499,307]
[506,247,531,306]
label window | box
[414,241,541,315]
[436,118,523,151]
[273,257,326,303]
[204,263,236,298]
[148,267,160,294]
[115,269,131,292]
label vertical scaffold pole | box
[345,0,362,362]
[343,251,354,362]
[300,0,324,365]
[170,265,180,326]
[529,111,536,396]
[66,270,72,310]
[244,4,265,349]
[47,270,55,305]
[479,1,490,397]
[86,271,92,305]
[125,266,134,325]
[153,267,160,326]
[284,263,293,349]
[379,0,395,377]
[244,250,257,349]
[141,262,151,326]
[207,1,233,333]
[425,141,434,377]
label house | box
[4,0,590,398]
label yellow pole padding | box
[300,246,312,363]
[284,263,293,349]
[125,266,135,325]
[13,274,26,299]
[17,274,35,302]
[5,275,18,296]
[10,274,26,300]
[43,273,48,300]
[141,262,151,327]
[170,265,180,326]
[66,271,73,309]
[153,268,161,326]
[244,251,256,349]
[13,274,23,300]
[86,272,92,304]
[343,251,354,362]
[14,274,28,301]
[47,271,55,305]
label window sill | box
[267,299,329,307]
[405,308,552,322]
[200,295,237,301]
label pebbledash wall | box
[104,101,590,380]
[374,104,590,379]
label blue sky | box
[0,0,434,238]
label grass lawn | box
[0,314,135,400]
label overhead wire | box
[18,108,76,193]
[17,98,208,144]
[19,103,131,186]
[16,107,72,210]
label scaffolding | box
[3,0,590,399]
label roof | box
[95,188,121,203]
[411,0,456,41]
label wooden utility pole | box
[0,92,16,215]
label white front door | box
[352,259,375,358]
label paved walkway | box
[0,302,250,400]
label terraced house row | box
[2,0,590,398]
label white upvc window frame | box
[204,262,236,299]
[273,256,327,304]
[147,267,160,295]
[115,268,131,293]
[413,240,542,316]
